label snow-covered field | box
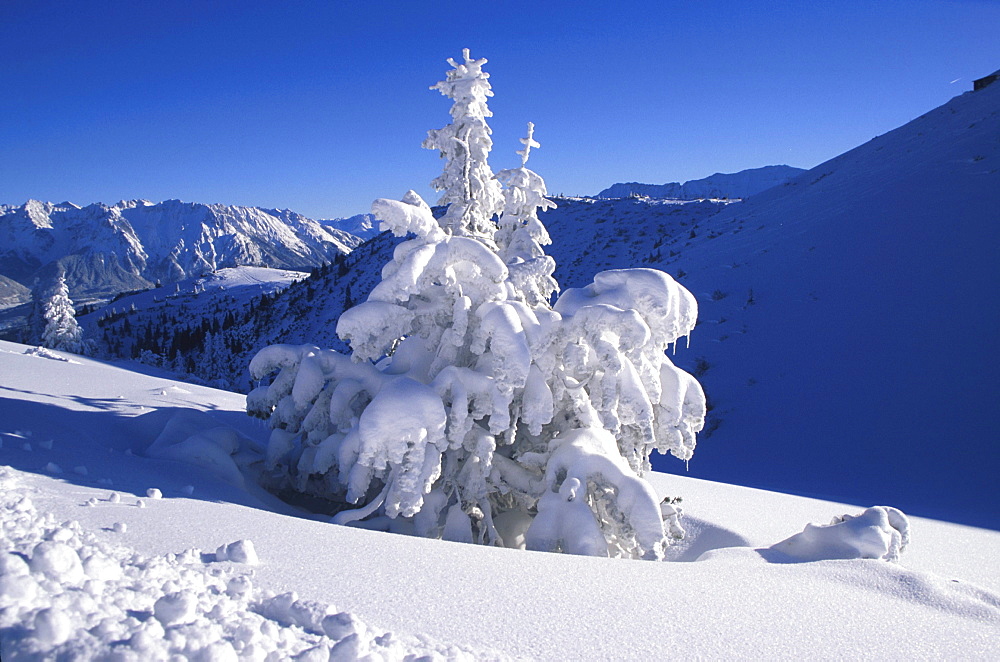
[1,339,997,659]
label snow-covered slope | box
[0,275,30,308]
[0,341,997,659]
[539,197,730,287]
[657,84,1000,528]
[597,165,805,200]
[0,200,363,303]
[78,265,310,384]
[78,196,723,393]
[85,266,308,322]
[79,240,394,391]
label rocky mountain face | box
[0,199,363,304]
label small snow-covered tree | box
[40,271,84,354]
[495,122,558,307]
[423,48,504,242]
[248,51,706,560]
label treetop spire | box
[424,49,503,240]
[517,122,540,167]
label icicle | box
[686,333,690,350]
[685,459,690,472]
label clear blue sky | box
[2,0,997,219]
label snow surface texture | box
[0,340,998,659]
[0,466,478,660]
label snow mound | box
[146,410,247,488]
[215,539,259,565]
[22,346,73,362]
[766,506,911,563]
[0,466,487,660]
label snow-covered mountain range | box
[0,199,362,304]
[596,164,805,200]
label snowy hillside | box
[0,199,363,304]
[76,197,729,393]
[656,84,1000,528]
[78,242,394,391]
[596,165,805,200]
[0,275,30,309]
[1,341,997,659]
[539,197,731,286]
[78,266,308,384]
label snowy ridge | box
[596,165,805,200]
[0,199,364,303]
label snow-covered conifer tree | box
[248,52,706,560]
[40,271,84,354]
[495,122,558,307]
[422,48,504,242]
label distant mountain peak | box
[318,212,380,241]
